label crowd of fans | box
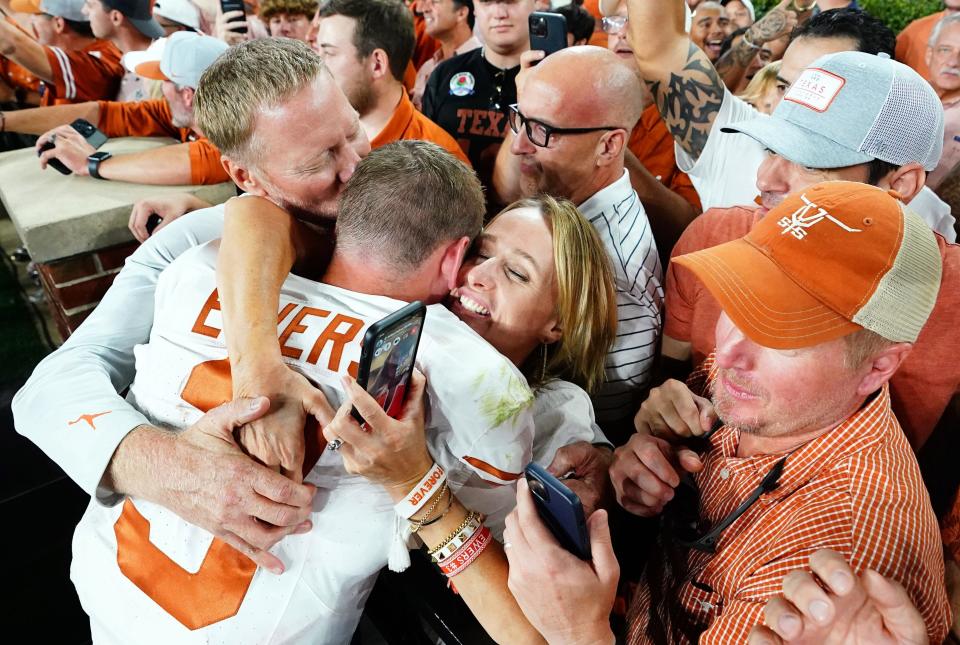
[4,0,960,642]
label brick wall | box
[35,241,139,339]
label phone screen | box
[362,315,422,418]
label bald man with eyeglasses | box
[492,45,662,439]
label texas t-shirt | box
[422,47,518,189]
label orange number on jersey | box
[112,358,325,630]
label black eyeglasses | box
[507,104,623,148]
[667,421,787,553]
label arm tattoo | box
[715,37,758,79]
[750,8,790,44]
[647,42,724,161]
[716,7,791,81]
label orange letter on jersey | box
[113,359,249,630]
[191,288,222,338]
[307,313,363,372]
[278,306,330,360]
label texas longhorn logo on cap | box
[778,193,863,240]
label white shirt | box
[578,169,664,423]
[12,205,606,505]
[72,239,581,644]
[676,89,957,242]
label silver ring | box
[503,541,512,549]
[327,438,343,451]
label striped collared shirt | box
[578,169,663,423]
[627,355,950,644]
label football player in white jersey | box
[69,142,618,644]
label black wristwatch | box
[87,151,113,180]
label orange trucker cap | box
[673,181,942,349]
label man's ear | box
[440,236,471,291]
[926,45,933,70]
[110,9,125,28]
[856,342,912,398]
[181,86,196,110]
[221,156,267,196]
[368,48,392,82]
[886,162,926,204]
[595,129,627,167]
[53,16,67,35]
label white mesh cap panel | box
[853,205,942,342]
[859,67,945,171]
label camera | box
[528,477,547,500]
[530,14,548,38]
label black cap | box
[103,0,164,39]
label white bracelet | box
[394,463,446,519]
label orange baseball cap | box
[673,181,942,349]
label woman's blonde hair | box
[491,196,617,394]
[738,60,782,115]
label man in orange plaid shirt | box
[503,181,951,644]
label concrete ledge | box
[0,137,236,263]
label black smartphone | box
[529,12,568,57]
[352,301,426,424]
[38,118,108,175]
[219,0,247,34]
[146,213,163,235]
[525,463,591,560]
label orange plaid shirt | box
[626,355,950,644]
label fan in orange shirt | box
[314,0,470,165]
[896,1,960,81]
[1,0,165,105]
[0,0,125,106]
[1,31,229,185]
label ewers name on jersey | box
[70,241,536,645]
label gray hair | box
[929,12,960,47]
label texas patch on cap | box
[721,51,944,171]
[123,31,227,89]
[673,181,942,349]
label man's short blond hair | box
[194,38,327,162]
[259,0,318,20]
[336,141,484,273]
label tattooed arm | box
[627,0,725,162]
[715,0,803,91]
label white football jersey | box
[71,241,557,645]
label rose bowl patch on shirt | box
[449,71,475,97]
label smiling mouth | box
[459,294,490,316]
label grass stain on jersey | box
[475,365,533,428]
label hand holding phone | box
[37,118,108,175]
[524,463,591,560]
[350,301,426,425]
[529,12,568,58]
[219,0,248,34]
